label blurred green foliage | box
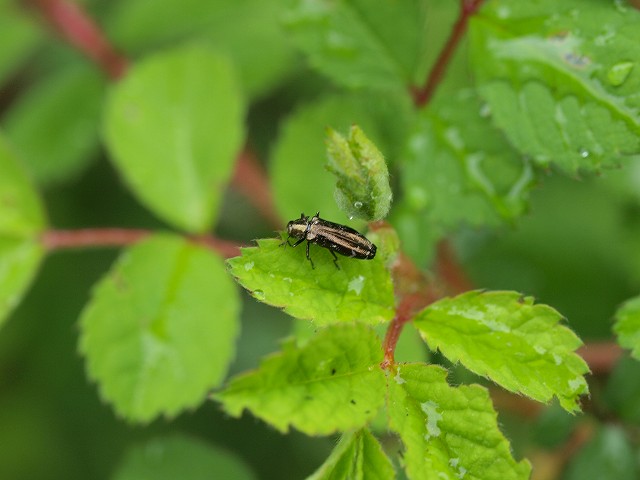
[1,0,640,478]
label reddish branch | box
[381,252,442,368]
[382,293,429,368]
[41,229,242,258]
[411,0,486,107]
[434,240,474,294]
[578,341,624,375]
[24,0,128,80]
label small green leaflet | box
[270,93,411,224]
[401,89,534,229]
[214,323,386,435]
[614,295,640,360]
[106,0,296,99]
[79,234,240,422]
[284,0,430,90]
[388,363,531,480]
[112,435,256,480]
[0,133,46,327]
[414,290,589,413]
[103,43,245,233]
[307,429,394,480]
[4,65,105,184]
[227,238,394,325]
[325,125,392,222]
[469,0,640,172]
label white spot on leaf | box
[348,275,366,295]
[421,401,442,440]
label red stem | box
[411,0,485,108]
[41,229,242,258]
[435,240,474,294]
[24,0,128,79]
[381,294,425,368]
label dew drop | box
[496,5,511,18]
[253,289,265,300]
[579,148,590,159]
[607,61,634,87]
[353,201,363,209]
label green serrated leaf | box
[394,89,534,267]
[388,363,531,480]
[0,134,46,327]
[227,238,394,325]
[326,125,392,221]
[103,43,245,233]
[112,435,256,480]
[400,89,534,229]
[0,237,43,328]
[4,65,106,184]
[271,93,412,225]
[469,0,640,171]
[106,0,296,98]
[0,134,47,236]
[284,0,429,90]
[79,234,240,422]
[307,429,394,480]
[613,295,640,360]
[215,323,386,435]
[414,290,589,413]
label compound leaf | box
[388,363,531,480]
[106,0,295,99]
[0,134,46,327]
[79,234,240,422]
[5,65,105,184]
[469,0,640,172]
[112,435,256,480]
[103,43,245,233]
[414,290,589,413]
[614,295,640,360]
[215,323,385,435]
[227,238,394,326]
[307,429,394,480]
[284,0,429,90]
[271,93,412,224]
[326,125,392,221]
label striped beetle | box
[281,212,377,269]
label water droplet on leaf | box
[253,289,265,300]
[579,148,590,158]
[607,61,634,86]
[353,201,363,209]
[479,103,492,118]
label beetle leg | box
[291,237,305,248]
[306,241,315,269]
[279,235,292,248]
[330,250,340,270]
